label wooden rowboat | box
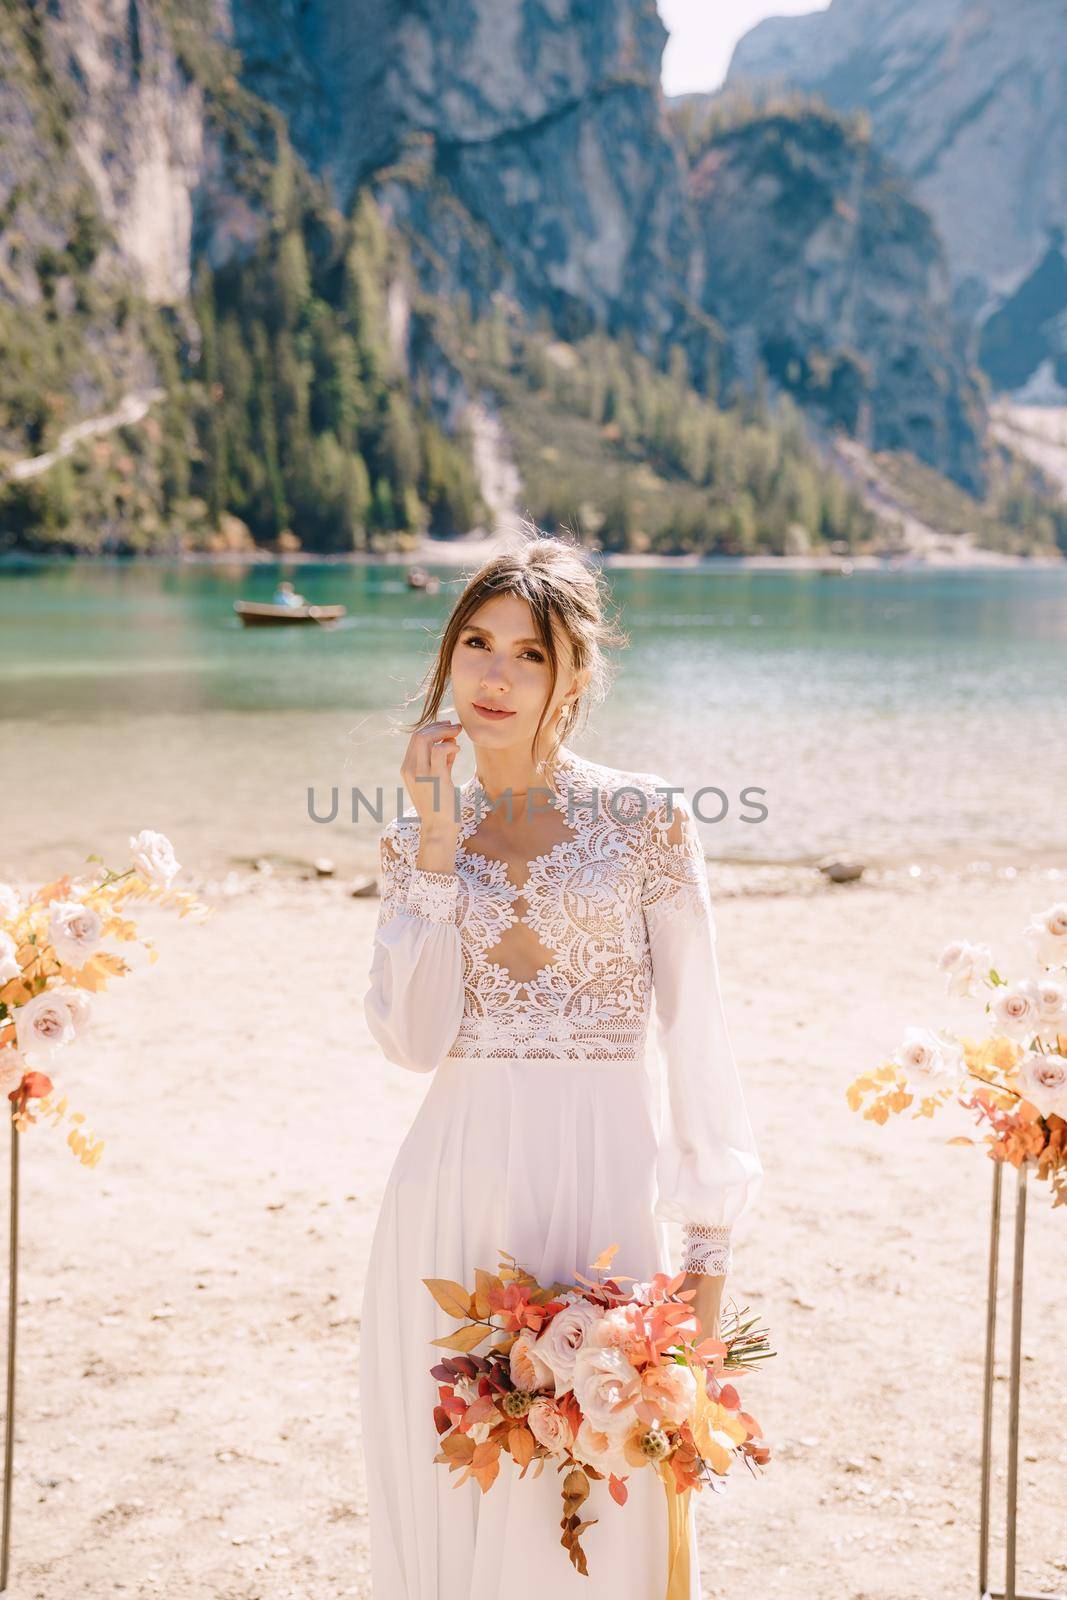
[234,600,347,628]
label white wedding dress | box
[359,744,763,1599]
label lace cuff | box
[405,868,459,924]
[680,1222,732,1276]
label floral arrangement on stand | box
[425,1242,773,1591]
[846,901,1067,1207]
[0,830,212,1163]
[0,829,211,1586]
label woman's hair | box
[405,517,629,771]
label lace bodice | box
[364,745,763,1277]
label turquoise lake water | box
[2,559,1065,882]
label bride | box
[359,527,763,1598]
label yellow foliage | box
[429,1323,494,1353]
[423,1277,474,1319]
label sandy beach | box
[8,861,1065,1599]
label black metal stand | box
[1,1101,18,1591]
[978,1158,1063,1600]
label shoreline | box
[1,538,1063,573]
[12,849,1062,910]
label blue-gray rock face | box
[226,0,705,354]
[727,0,1067,313]
[687,109,984,488]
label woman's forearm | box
[683,1270,725,1341]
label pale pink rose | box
[526,1397,575,1456]
[509,1327,557,1394]
[129,830,181,888]
[589,1303,647,1351]
[892,1026,962,1088]
[1023,903,1067,970]
[0,885,21,926]
[990,982,1042,1041]
[0,931,21,985]
[937,939,993,997]
[639,1360,698,1426]
[535,1294,605,1397]
[1015,1051,1067,1121]
[1029,978,1067,1041]
[48,900,104,969]
[14,992,77,1059]
[573,1418,633,1479]
[0,1051,26,1093]
[571,1344,643,1437]
[52,986,93,1040]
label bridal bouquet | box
[0,831,212,1163]
[846,900,1067,1208]
[425,1243,772,1587]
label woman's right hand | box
[401,714,464,845]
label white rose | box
[534,1294,604,1398]
[937,939,993,998]
[14,991,77,1059]
[48,900,105,969]
[571,1344,642,1438]
[0,931,21,986]
[1015,1051,1067,1122]
[129,830,181,888]
[0,884,21,925]
[1023,903,1067,970]
[509,1327,557,1394]
[892,1026,962,1089]
[52,986,93,1040]
[1027,978,1067,1044]
[526,1397,575,1456]
[0,1052,26,1093]
[989,981,1044,1041]
[573,1417,633,1479]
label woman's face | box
[449,593,576,759]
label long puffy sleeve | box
[362,819,466,1073]
[642,788,763,1276]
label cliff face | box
[726,0,1067,315]
[685,107,984,488]
[227,0,705,358]
[0,0,268,312]
[0,0,986,504]
[223,0,984,477]
[0,2,198,309]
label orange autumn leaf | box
[509,1425,536,1467]
[70,950,130,993]
[423,1278,474,1319]
[436,1432,474,1466]
[428,1322,493,1353]
[590,1242,620,1271]
[470,1439,501,1493]
[608,1472,628,1506]
[29,876,73,908]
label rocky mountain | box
[978,232,1067,400]
[726,0,1067,322]
[0,0,1008,553]
[680,102,984,489]
[227,0,709,364]
[224,0,984,483]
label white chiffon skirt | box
[358,1053,702,1600]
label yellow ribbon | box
[658,1461,692,1600]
